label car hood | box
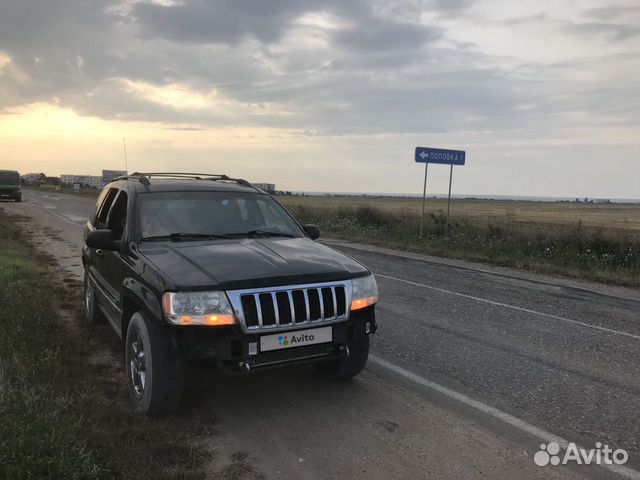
[137,237,369,290]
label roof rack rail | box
[112,173,151,186]
[111,172,253,188]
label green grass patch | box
[0,211,221,480]
[290,204,640,287]
[0,214,112,479]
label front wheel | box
[14,195,21,202]
[315,336,370,380]
[125,312,184,415]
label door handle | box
[96,249,104,257]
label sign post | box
[414,147,466,236]
[445,164,453,236]
[419,162,429,236]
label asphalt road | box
[4,188,640,480]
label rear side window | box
[95,188,119,229]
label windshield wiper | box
[142,232,234,242]
[229,229,297,238]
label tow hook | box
[339,345,350,357]
[239,361,251,373]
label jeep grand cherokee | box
[82,172,378,414]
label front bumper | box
[175,306,376,372]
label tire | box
[14,195,21,202]
[315,336,370,381]
[84,271,105,324]
[125,312,184,415]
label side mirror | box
[303,224,320,240]
[86,229,120,251]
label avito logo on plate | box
[261,326,332,352]
[279,333,316,347]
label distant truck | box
[0,170,21,202]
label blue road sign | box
[415,147,466,166]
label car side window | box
[95,188,119,229]
[91,187,111,226]
[107,191,128,241]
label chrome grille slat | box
[317,288,324,322]
[287,290,296,324]
[254,293,263,327]
[303,290,310,324]
[228,280,352,333]
[331,287,337,320]
[271,292,280,326]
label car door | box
[97,189,130,328]
[85,187,120,317]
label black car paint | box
[82,179,375,368]
[138,237,369,291]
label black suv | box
[82,173,378,414]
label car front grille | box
[227,280,352,332]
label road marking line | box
[375,273,640,341]
[327,240,640,304]
[27,200,86,228]
[370,355,640,480]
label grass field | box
[277,195,640,287]
[278,195,640,232]
[0,210,217,480]
[0,213,112,479]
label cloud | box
[497,13,548,26]
[332,16,441,51]
[0,0,638,142]
[564,21,640,41]
[583,5,640,21]
[133,0,317,45]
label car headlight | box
[351,275,379,311]
[162,291,237,326]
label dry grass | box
[277,195,640,232]
[277,195,640,287]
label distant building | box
[60,174,103,189]
[254,182,276,193]
[21,173,46,185]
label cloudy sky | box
[1,0,638,198]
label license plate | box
[260,326,332,352]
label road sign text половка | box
[415,147,466,166]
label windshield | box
[0,172,19,185]
[138,191,303,240]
